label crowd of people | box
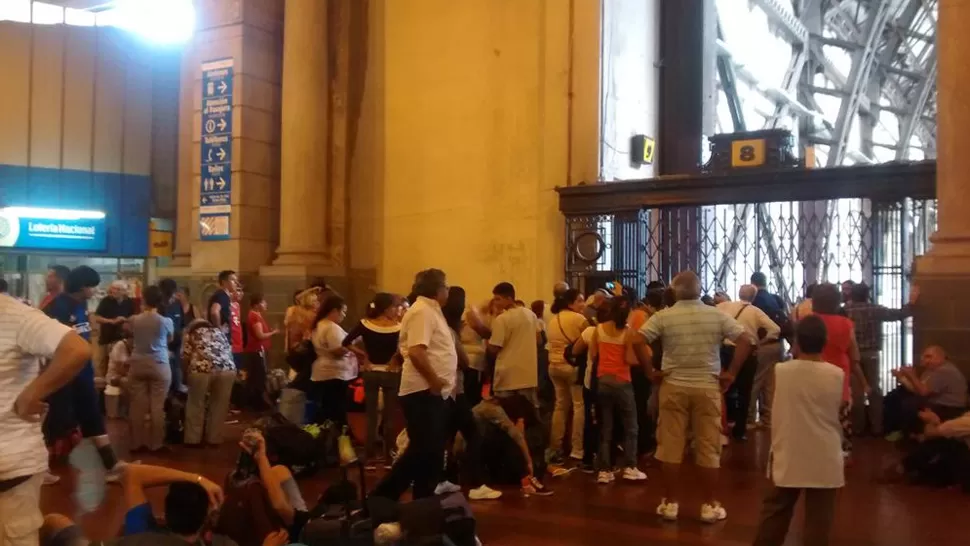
[1,262,968,546]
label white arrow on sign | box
[217,118,227,131]
[218,81,228,94]
[216,148,227,161]
[216,177,226,190]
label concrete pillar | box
[272,0,329,266]
[912,0,970,376]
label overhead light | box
[0,207,106,220]
[112,0,195,45]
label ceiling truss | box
[721,0,937,165]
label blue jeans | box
[596,376,637,471]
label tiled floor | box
[39,417,970,545]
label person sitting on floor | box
[216,430,310,546]
[894,408,970,492]
[460,393,553,496]
[105,331,134,418]
[41,463,293,546]
[894,345,968,435]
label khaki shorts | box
[655,383,723,468]
[0,474,44,546]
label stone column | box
[169,47,197,267]
[912,0,970,376]
[272,0,329,266]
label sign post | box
[199,58,234,240]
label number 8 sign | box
[731,139,766,168]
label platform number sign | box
[731,138,766,168]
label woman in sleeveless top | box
[810,284,870,451]
[587,297,652,484]
[344,293,403,464]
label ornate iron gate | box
[561,164,936,383]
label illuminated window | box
[65,8,96,27]
[31,2,63,25]
[1,1,195,44]
[0,0,31,23]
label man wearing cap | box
[92,280,135,379]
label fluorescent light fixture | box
[1,207,106,220]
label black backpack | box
[764,294,794,342]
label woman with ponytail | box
[343,293,403,467]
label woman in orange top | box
[588,297,652,484]
[809,283,870,450]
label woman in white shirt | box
[311,295,357,426]
[545,288,590,463]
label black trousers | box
[630,366,655,454]
[311,379,349,427]
[722,346,757,439]
[445,394,484,488]
[371,391,447,500]
[582,386,599,466]
[903,437,970,489]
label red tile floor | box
[39,415,970,546]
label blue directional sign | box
[199,58,234,241]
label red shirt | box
[230,301,244,353]
[39,292,58,311]
[817,313,854,401]
[245,310,272,353]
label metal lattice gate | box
[565,197,937,381]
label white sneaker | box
[468,485,502,501]
[621,467,647,481]
[569,450,584,461]
[43,472,60,485]
[596,471,614,484]
[656,499,679,521]
[434,481,462,495]
[700,502,727,523]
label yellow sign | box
[731,138,766,168]
[149,230,173,258]
[642,137,656,165]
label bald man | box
[896,346,968,424]
[552,282,569,299]
[716,285,780,440]
[640,271,754,522]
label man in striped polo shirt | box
[639,271,754,524]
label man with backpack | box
[749,272,791,429]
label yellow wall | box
[349,0,600,305]
[0,21,179,213]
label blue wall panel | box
[0,164,150,256]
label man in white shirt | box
[0,294,92,546]
[753,315,844,546]
[370,269,457,501]
[639,271,752,523]
[487,283,539,405]
[716,285,780,440]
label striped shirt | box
[0,294,72,480]
[639,299,746,387]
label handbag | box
[556,315,579,366]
